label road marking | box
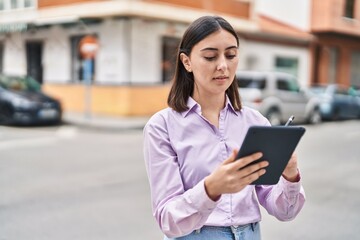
[55,126,78,139]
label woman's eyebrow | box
[200,46,238,51]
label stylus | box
[285,115,295,126]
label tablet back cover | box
[237,126,305,185]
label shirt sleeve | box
[254,113,306,221]
[143,115,218,238]
[255,175,306,221]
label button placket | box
[218,110,228,160]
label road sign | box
[79,35,99,59]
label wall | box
[40,18,183,85]
[3,33,27,75]
[43,84,170,116]
[257,0,311,31]
[43,26,71,83]
[38,0,102,8]
[311,0,360,36]
[130,18,162,84]
[96,18,131,84]
[238,39,310,87]
[144,0,251,19]
[311,34,360,86]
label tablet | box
[236,126,306,185]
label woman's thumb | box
[223,149,238,164]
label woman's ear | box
[180,53,192,72]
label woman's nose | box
[216,56,227,71]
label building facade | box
[311,0,360,87]
[0,0,314,116]
[257,0,360,87]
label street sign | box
[78,35,99,59]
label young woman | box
[143,16,305,240]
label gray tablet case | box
[236,126,306,185]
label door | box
[162,36,180,83]
[26,41,43,84]
[0,42,3,73]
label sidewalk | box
[62,112,150,131]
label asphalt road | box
[0,120,359,240]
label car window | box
[277,78,299,92]
[0,75,41,92]
[309,87,326,94]
[277,79,290,91]
[335,87,348,96]
[348,86,359,97]
[237,77,266,89]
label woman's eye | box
[226,55,236,59]
[204,56,216,61]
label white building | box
[0,0,313,116]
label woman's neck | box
[193,92,226,114]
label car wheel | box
[0,105,13,124]
[308,109,322,124]
[332,108,340,121]
[266,110,282,126]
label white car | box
[237,70,321,125]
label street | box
[0,120,360,240]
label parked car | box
[308,84,360,120]
[237,70,321,125]
[0,74,62,125]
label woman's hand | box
[282,153,300,182]
[204,150,268,201]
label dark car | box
[308,84,360,120]
[0,75,62,125]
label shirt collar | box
[181,97,199,118]
[181,95,239,118]
[225,95,238,116]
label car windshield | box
[309,86,327,94]
[237,77,266,89]
[0,75,41,92]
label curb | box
[62,113,149,132]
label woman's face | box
[181,28,239,98]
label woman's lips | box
[213,76,228,81]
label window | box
[0,42,3,73]
[350,51,360,88]
[277,78,299,92]
[161,36,180,83]
[275,57,299,77]
[344,0,355,18]
[335,87,348,96]
[277,79,290,91]
[10,0,18,9]
[24,0,33,7]
[237,77,266,89]
[328,47,338,84]
[0,0,36,11]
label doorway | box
[0,42,3,73]
[26,41,43,84]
